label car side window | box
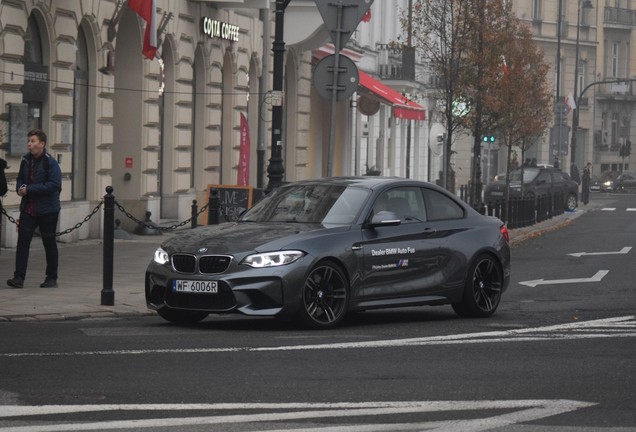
[372,187,426,223]
[553,172,566,185]
[536,171,551,185]
[422,188,465,221]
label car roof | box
[281,176,438,191]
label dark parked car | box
[614,171,636,192]
[484,167,578,211]
[146,177,511,329]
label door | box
[357,187,449,304]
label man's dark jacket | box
[17,152,61,215]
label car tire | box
[452,254,503,318]
[157,307,208,325]
[565,193,577,211]
[297,261,349,329]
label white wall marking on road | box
[0,399,596,432]
[0,316,634,358]
[568,246,632,257]
[518,270,609,287]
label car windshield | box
[241,184,370,225]
[508,168,540,183]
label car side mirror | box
[368,210,401,227]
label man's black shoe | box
[40,279,57,288]
[7,278,24,288]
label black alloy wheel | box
[452,254,503,318]
[298,261,349,329]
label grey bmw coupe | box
[145,177,511,329]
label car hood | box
[161,222,348,255]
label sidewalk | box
[0,208,589,322]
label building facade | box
[1,0,434,248]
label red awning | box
[358,71,426,121]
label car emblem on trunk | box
[198,247,208,253]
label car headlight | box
[153,247,170,265]
[242,250,305,268]
[603,181,612,187]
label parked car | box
[145,177,511,329]
[589,174,602,192]
[484,167,579,211]
[614,171,636,192]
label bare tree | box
[406,0,475,192]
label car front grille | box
[171,253,232,274]
[199,256,232,274]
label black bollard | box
[191,199,198,229]
[101,186,115,306]
[208,188,220,225]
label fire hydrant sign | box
[125,157,133,168]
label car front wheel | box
[452,254,503,318]
[565,193,577,211]
[297,261,349,329]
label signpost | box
[313,0,374,176]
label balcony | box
[376,43,415,81]
[595,79,636,101]
[604,7,636,28]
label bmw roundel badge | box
[198,247,208,253]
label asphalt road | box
[0,192,635,432]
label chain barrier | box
[0,199,208,237]
[114,200,209,232]
[0,201,103,237]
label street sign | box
[315,0,374,48]
[313,54,359,101]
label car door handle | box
[422,228,437,235]
[352,244,362,251]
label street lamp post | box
[266,0,290,192]
[570,0,594,176]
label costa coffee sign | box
[201,17,240,42]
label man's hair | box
[27,129,47,145]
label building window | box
[532,0,541,20]
[577,61,585,98]
[612,42,619,78]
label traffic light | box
[626,140,632,156]
[482,134,495,143]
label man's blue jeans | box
[14,211,59,281]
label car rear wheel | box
[157,307,208,325]
[565,193,577,211]
[297,261,349,329]
[452,254,503,318]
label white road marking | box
[568,246,632,257]
[627,208,636,211]
[518,270,609,287]
[0,400,596,432]
[600,208,616,211]
[0,316,634,358]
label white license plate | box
[173,280,218,294]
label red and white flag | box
[362,9,372,23]
[237,113,251,186]
[565,93,577,113]
[128,0,157,60]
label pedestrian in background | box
[6,129,62,289]
[581,162,592,205]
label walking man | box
[7,129,62,288]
